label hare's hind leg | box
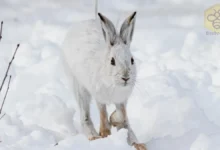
[110,104,147,150]
[73,78,100,141]
[97,103,111,138]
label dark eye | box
[111,57,115,66]
[131,57,134,65]
[110,41,114,46]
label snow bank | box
[0,0,220,150]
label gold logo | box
[205,4,220,33]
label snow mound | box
[0,0,220,150]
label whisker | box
[130,80,152,103]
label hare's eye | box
[131,57,134,65]
[111,57,116,66]
[110,41,114,46]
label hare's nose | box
[122,78,130,82]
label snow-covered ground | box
[0,0,220,149]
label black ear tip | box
[132,11,137,18]
[98,12,104,18]
[128,11,137,23]
[97,12,105,22]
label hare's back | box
[63,19,102,63]
[62,19,102,58]
[62,19,103,88]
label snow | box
[0,0,220,150]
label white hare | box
[61,3,146,150]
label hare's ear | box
[120,12,136,45]
[98,13,117,46]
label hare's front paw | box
[99,127,111,138]
[88,135,102,141]
[133,143,147,150]
[99,129,111,138]
[83,123,101,141]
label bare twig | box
[0,44,19,92]
[0,113,5,120]
[54,142,58,146]
[0,75,11,115]
[0,21,3,41]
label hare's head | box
[98,12,137,87]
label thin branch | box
[54,142,58,146]
[0,75,11,115]
[0,21,3,41]
[0,113,5,120]
[0,44,19,92]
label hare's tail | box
[94,0,98,20]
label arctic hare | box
[62,3,146,150]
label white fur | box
[62,19,136,104]
[61,6,138,143]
